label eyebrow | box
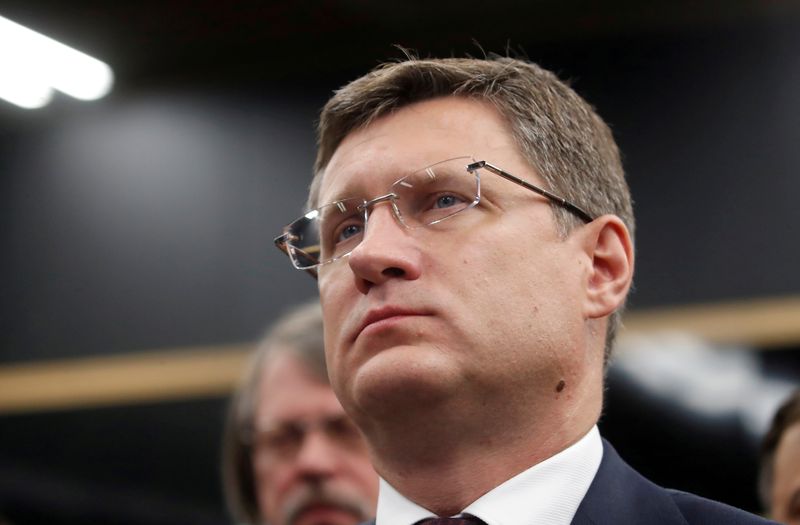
[319,158,470,206]
[317,166,370,205]
[320,168,406,206]
[319,185,361,208]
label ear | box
[578,215,634,319]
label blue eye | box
[434,194,463,209]
[337,223,363,243]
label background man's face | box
[252,352,378,525]
[772,422,800,524]
[316,97,602,432]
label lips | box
[283,485,371,525]
[352,306,430,342]
[294,503,360,525]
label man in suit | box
[274,55,774,524]
[223,300,378,525]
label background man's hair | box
[310,54,634,361]
[758,388,800,513]
[221,299,325,525]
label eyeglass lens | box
[285,157,478,269]
[252,415,363,460]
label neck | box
[364,386,601,516]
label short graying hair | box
[221,300,326,525]
[309,55,634,362]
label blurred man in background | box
[223,300,378,525]
[760,389,800,524]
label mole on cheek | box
[556,380,566,393]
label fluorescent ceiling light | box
[0,15,114,109]
[0,75,53,109]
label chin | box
[348,345,460,416]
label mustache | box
[282,482,372,525]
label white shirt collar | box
[376,425,603,525]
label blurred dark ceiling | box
[3,0,800,90]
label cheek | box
[319,270,365,354]
[255,461,292,519]
[345,455,380,500]
[319,271,352,331]
[320,279,346,358]
[457,227,554,310]
[457,226,583,353]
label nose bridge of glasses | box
[358,192,406,227]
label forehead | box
[255,353,343,423]
[317,97,523,204]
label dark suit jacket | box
[368,439,776,525]
[570,440,777,524]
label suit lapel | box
[571,440,689,525]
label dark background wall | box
[1,2,799,524]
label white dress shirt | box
[376,425,603,525]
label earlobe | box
[581,215,634,319]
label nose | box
[347,202,422,293]
[294,429,339,479]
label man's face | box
[316,97,603,431]
[252,352,378,525]
[772,422,800,524]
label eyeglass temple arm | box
[273,233,320,279]
[468,161,594,223]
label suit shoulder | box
[667,490,778,525]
